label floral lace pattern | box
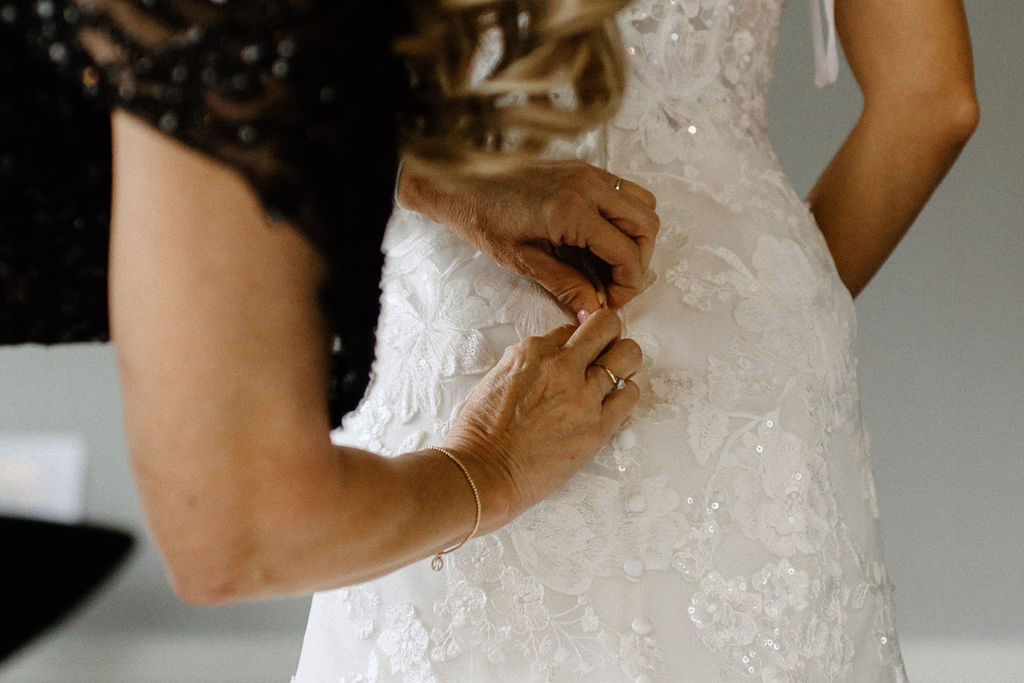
[436,538,614,676]
[688,557,854,682]
[610,0,798,217]
[296,1,907,681]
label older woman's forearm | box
[159,443,485,605]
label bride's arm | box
[109,112,641,604]
[806,0,978,297]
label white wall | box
[2,1,1021,681]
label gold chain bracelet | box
[425,446,481,571]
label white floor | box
[2,635,1023,683]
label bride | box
[293,0,977,681]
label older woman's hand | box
[442,308,641,531]
[398,160,660,319]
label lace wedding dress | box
[294,0,907,680]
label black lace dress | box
[1,0,407,423]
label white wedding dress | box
[294,0,908,680]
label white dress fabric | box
[294,0,908,680]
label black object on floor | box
[0,515,134,661]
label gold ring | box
[614,177,623,191]
[593,363,627,391]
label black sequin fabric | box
[1,19,111,345]
[1,0,408,423]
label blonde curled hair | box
[395,0,631,177]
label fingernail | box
[577,309,591,324]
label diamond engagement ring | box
[614,177,623,191]
[593,363,627,391]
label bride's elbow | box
[922,82,981,147]
[944,91,980,146]
[868,84,980,149]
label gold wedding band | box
[593,363,627,391]
[614,177,623,191]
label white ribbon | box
[810,0,839,88]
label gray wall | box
[2,1,1021,680]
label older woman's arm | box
[807,0,978,296]
[109,111,641,605]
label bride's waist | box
[613,118,778,165]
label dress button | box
[631,616,653,635]
[626,493,647,513]
[623,558,644,578]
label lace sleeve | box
[11,0,408,420]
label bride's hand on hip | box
[443,308,641,531]
[398,160,660,318]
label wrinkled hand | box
[399,160,660,318]
[443,309,642,531]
